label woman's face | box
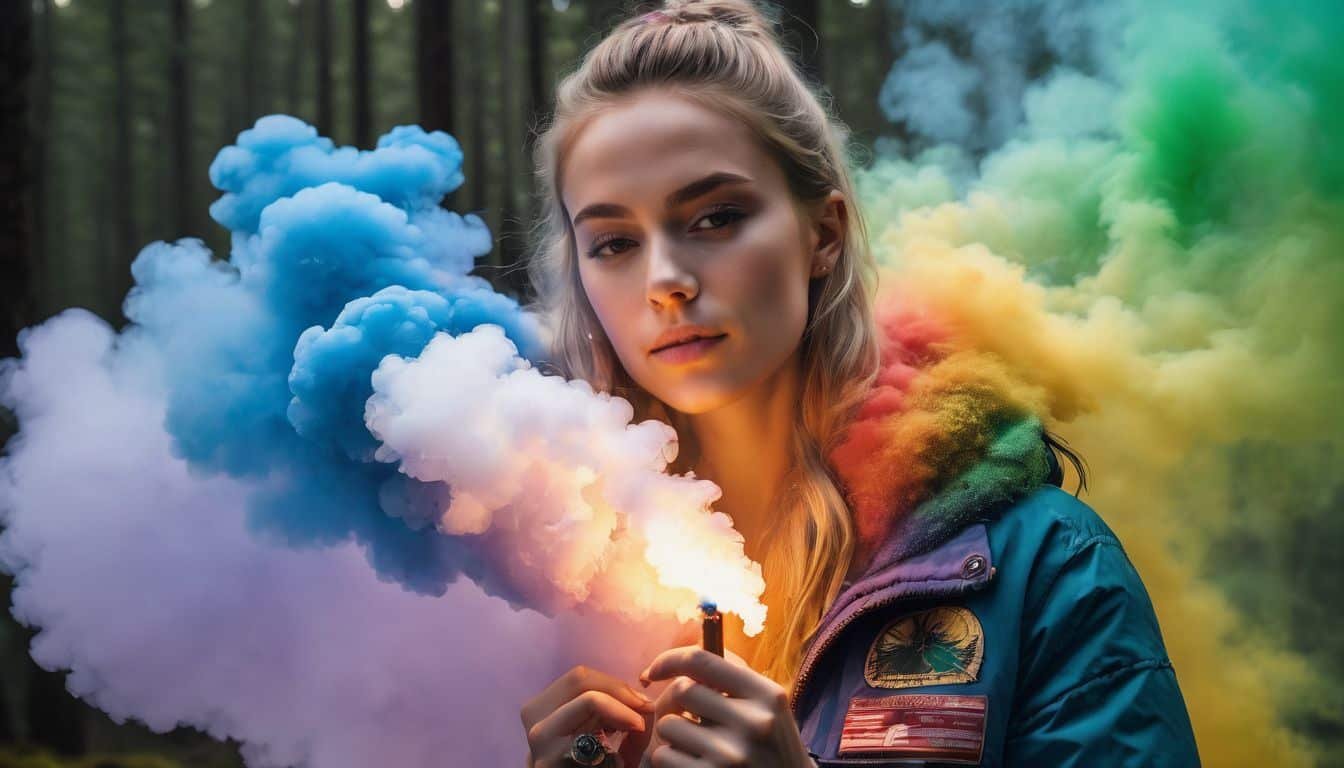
[560,89,837,414]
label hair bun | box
[650,0,776,36]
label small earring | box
[586,332,594,340]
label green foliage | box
[0,747,181,768]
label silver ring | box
[568,732,607,766]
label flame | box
[639,501,767,636]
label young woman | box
[519,2,1200,766]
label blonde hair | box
[525,0,880,687]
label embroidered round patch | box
[864,606,984,689]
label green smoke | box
[861,0,1344,763]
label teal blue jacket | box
[792,467,1201,766]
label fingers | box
[529,689,648,744]
[618,725,656,768]
[655,714,749,766]
[648,742,713,768]
[641,646,775,700]
[655,676,738,725]
[653,677,694,721]
[522,665,653,730]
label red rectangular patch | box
[838,693,987,764]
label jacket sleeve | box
[1003,529,1201,767]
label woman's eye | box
[587,237,635,260]
[586,207,745,259]
[693,207,746,231]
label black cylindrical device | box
[700,600,723,657]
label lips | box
[650,333,727,354]
[649,324,729,354]
[650,334,728,364]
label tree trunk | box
[523,0,547,241]
[498,0,516,215]
[0,573,28,744]
[286,0,306,116]
[775,0,821,83]
[243,0,260,125]
[497,0,527,299]
[315,0,333,137]
[169,0,195,239]
[108,0,136,326]
[0,575,15,743]
[526,0,547,127]
[0,0,33,360]
[25,665,87,754]
[416,0,454,213]
[468,5,487,214]
[352,0,372,148]
[416,0,454,137]
[31,0,53,318]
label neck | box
[684,352,802,552]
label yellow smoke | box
[861,153,1341,763]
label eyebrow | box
[570,171,754,228]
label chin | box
[644,377,748,415]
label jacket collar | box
[791,422,1061,710]
[791,522,997,713]
[824,417,1059,627]
[865,415,1056,569]
[819,521,995,645]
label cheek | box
[719,237,810,343]
[580,271,643,356]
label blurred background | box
[0,1,888,765]
[0,0,898,348]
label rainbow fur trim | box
[828,298,1056,570]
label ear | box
[808,189,848,279]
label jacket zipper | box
[790,571,996,716]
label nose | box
[645,235,698,309]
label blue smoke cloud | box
[1,115,695,767]
[124,115,545,596]
[209,121,470,236]
[879,0,1130,153]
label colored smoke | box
[863,0,1343,763]
[3,0,1341,764]
[0,115,763,767]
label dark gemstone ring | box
[568,732,608,766]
